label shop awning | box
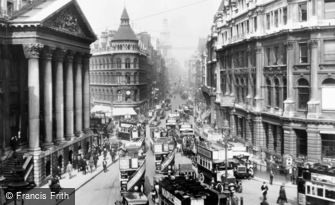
[112,107,137,116]
[91,105,112,117]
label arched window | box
[274,78,280,107]
[266,78,272,106]
[110,58,114,68]
[125,58,131,68]
[116,58,121,68]
[322,78,335,110]
[133,58,137,68]
[125,72,131,84]
[297,78,310,110]
[116,72,121,84]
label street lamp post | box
[222,119,230,188]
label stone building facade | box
[0,0,96,186]
[205,0,335,164]
[90,9,149,115]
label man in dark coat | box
[261,181,269,201]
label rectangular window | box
[274,10,279,27]
[324,40,335,61]
[266,13,271,29]
[299,43,308,63]
[283,7,287,24]
[236,25,239,37]
[246,20,249,33]
[283,45,287,64]
[299,3,307,21]
[325,0,335,19]
[254,17,257,31]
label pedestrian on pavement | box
[55,166,62,179]
[73,155,78,171]
[103,158,107,172]
[89,156,94,173]
[93,153,98,169]
[261,181,269,201]
[86,159,90,173]
[66,162,73,179]
[103,147,107,159]
[9,135,18,154]
[277,184,288,205]
[270,169,274,185]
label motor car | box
[234,165,250,179]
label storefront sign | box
[197,146,212,159]
[311,173,335,185]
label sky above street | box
[77,0,221,67]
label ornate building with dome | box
[90,8,160,117]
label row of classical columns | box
[23,44,91,151]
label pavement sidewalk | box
[41,154,118,190]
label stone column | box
[216,60,222,103]
[283,125,297,157]
[307,39,320,119]
[268,124,274,152]
[65,52,74,140]
[74,54,83,133]
[254,42,264,111]
[307,125,321,162]
[246,46,253,108]
[230,110,236,138]
[254,116,265,149]
[83,54,91,130]
[23,44,43,151]
[41,47,54,148]
[54,49,66,144]
[284,41,296,117]
[246,117,252,144]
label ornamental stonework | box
[44,5,87,37]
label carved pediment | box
[43,3,94,39]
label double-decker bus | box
[118,120,143,141]
[119,145,146,194]
[196,141,235,185]
[179,123,196,156]
[297,164,335,205]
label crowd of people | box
[49,136,119,191]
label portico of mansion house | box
[0,0,96,185]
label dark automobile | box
[234,165,250,179]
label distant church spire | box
[121,7,130,26]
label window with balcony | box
[116,58,122,68]
[299,43,308,63]
[125,58,131,69]
[266,13,271,29]
[117,90,123,102]
[297,78,310,110]
[299,3,307,22]
[325,0,335,19]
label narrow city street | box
[75,162,121,205]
